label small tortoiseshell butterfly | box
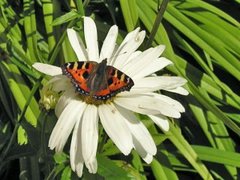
[61,59,134,100]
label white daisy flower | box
[33,17,188,177]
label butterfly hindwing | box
[93,66,133,99]
[106,66,134,94]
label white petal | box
[109,51,140,72]
[149,115,169,131]
[123,30,145,53]
[100,25,118,60]
[127,51,142,62]
[116,105,156,155]
[45,75,70,92]
[115,95,160,115]
[154,93,185,113]
[47,75,65,84]
[141,153,153,164]
[33,63,62,76]
[84,17,99,62]
[76,163,84,177]
[50,76,72,92]
[120,28,141,46]
[132,137,153,164]
[124,45,165,77]
[118,30,145,56]
[67,28,87,61]
[85,158,98,174]
[112,31,146,68]
[161,77,187,91]
[115,94,181,118]
[132,57,173,79]
[49,100,86,152]
[114,93,159,114]
[51,101,84,151]
[81,105,99,163]
[98,103,133,155]
[131,76,187,93]
[70,114,84,177]
[166,87,189,95]
[55,89,77,117]
[111,27,141,62]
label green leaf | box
[151,158,170,180]
[152,147,178,180]
[52,164,66,179]
[97,155,132,180]
[23,0,39,62]
[54,152,68,164]
[17,125,28,145]
[102,139,121,156]
[152,134,168,146]
[186,0,240,27]
[192,145,240,167]
[131,150,144,172]
[62,37,78,63]
[115,160,145,180]
[165,3,240,79]
[61,166,72,180]
[52,10,80,26]
[165,122,214,180]
[74,0,85,15]
[182,11,240,55]
[167,152,193,172]
[42,0,56,51]
[173,32,240,108]
[0,122,11,151]
[0,72,15,119]
[120,0,139,31]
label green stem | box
[74,0,85,15]
[0,123,20,166]
[83,0,90,8]
[48,20,76,64]
[17,81,41,123]
[144,0,169,49]
[40,111,51,174]
[98,131,108,153]
[46,167,56,180]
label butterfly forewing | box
[62,61,97,95]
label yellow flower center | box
[77,94,113,106]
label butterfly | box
[61,59,134,100]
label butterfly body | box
[86,59,108,95]
[62,59,134,100]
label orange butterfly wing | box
[93,66,134,99]
[62,61,134,100]
[62,61,97,95]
